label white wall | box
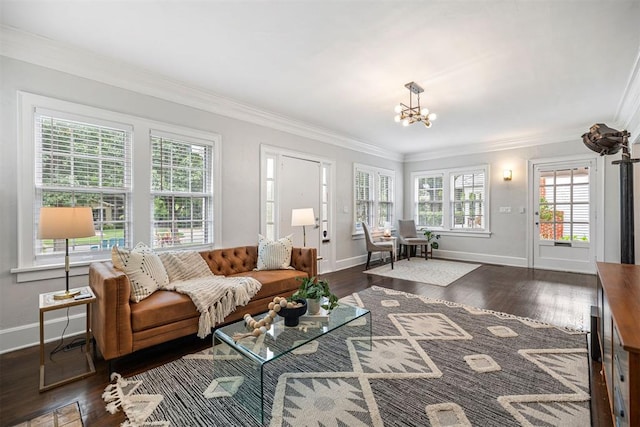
[0,56,403,352]
[404,141,626,267]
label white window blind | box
[377,173,393,228]
[150,131,214,249]
[34,109,132,257]
[353,164,395,233]
[354,169,373,231]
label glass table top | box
[213,303,370,363]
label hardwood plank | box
[0,262,611,427]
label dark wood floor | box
[0,261,612,427]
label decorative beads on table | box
[233,296,303,341]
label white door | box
[533,160,596,273]
[279,155,321,251]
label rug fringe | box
[102,372,146,427]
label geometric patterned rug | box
[364,259,482,286]
[103,286,591,426]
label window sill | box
[433,229,492,238]
[352,229,396,240]
[11,259,105,283]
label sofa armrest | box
[290,247,317,278]
[89,261,133,360]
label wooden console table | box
[595,262,640,427]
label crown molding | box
[616,47,640,145]
[0,25,402,162]
[404,127,589,162]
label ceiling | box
[2,1,640,156]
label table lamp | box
[38,207,95,300]
[291,208,315,247]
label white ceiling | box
[2,1,640,156]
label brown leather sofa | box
[89,245,317,360]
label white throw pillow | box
[112,242,169,302]
[159,251,214,282]
[256,234,293,271]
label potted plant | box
[422,229,441,250]
[291,276,339,314]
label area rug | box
[103,286,590,426]
[364,258,481,286]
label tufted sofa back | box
[200,246,317,278]
[201,246,258,276]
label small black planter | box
[277,299,307,327]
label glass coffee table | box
[212,303,371,424]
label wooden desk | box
[596,262,640,427]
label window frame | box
[14,92,221,281]
[33,107,133,263]
[411,164,491,236]
[353,163,395,235]
[150,129,215,250]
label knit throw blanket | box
[161,275,262,338]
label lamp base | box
[53,289,81,300]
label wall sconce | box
[503,170,513,181]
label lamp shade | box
[38,207,95,239]
[291,208,315,227]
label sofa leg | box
[366,252,372,270]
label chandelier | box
[394,81,437,128]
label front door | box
[279,155,321,251]
[532,159,596,273]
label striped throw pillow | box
[159,251,214,282]
[112,242,169,302]
[256,234,293,271]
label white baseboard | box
[334,250,527,272]
[433,250,528,267]
[0,312,87,354]
[335,254,368,271]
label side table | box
[39,286,96,392]
[379,236,397,261]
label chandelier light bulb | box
[421,107,429,116]
[394,105,402,114]
[428,113,437,121]
[402,119,410,127]
[394,115,401,123]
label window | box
[16,92,221,275]
[321,165,330,241]
[538,167,590,242]
[412,165,490,233]
[353,164,395,233]
[452,170,486,229]
[263,155,277,240]
[415,175,444,227]
[34,109,132,259]
[151,131,214,249]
